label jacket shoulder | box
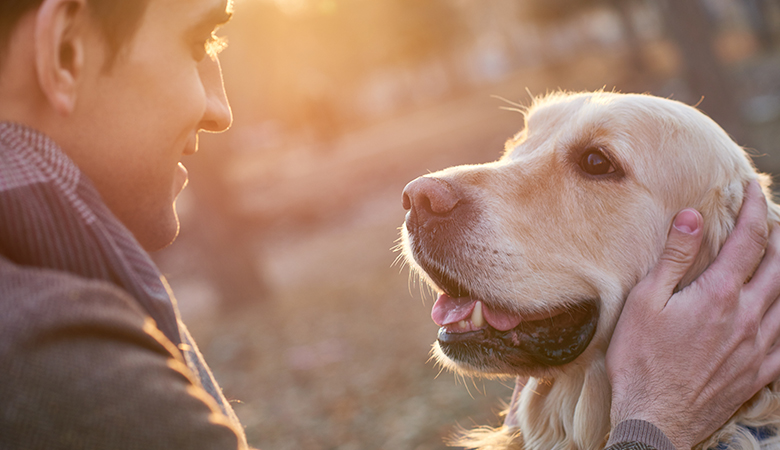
[0,256,243,450]
[0,255,149,349]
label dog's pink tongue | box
[431,294,524,331]
[482,306,523,331]
[431,294,475,326]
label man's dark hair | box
[0,0,151,68]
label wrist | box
[608,419,679,450]
[611,412,691,450]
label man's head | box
[0,0,233,251]
[0,0,150,69]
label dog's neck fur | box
[457,359,612,450]
[509,360,611,450]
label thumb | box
[645,208,704,301]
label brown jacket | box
[0,256,245,449]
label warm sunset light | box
[6,0,780,447]
[150,0,780,447]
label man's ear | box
[34,0,88,115]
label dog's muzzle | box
[402,175,599,373]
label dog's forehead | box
[503,93,694,163]
[499,92,753,209]
[526,93,648,137]
[504,94,636,158]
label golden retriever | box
[400,91,780,450]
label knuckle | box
[739,312,760,338]
[628,279,653,300]
[660,244,693,268]
[765,228,780,259]
[628,278,664,306]
[701,272,740,305]
[624,289,649,313]
[746,221,769,251]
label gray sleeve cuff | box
[606,419,678,450]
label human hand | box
[606,180,780,450]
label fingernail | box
[674,209,699,234]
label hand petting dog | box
[608,180,780,450]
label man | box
[0,0,778,449]
[0,0,246,448]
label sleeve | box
[605,419,678,450]
[0,277,246,450]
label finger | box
[757,342,780,388]
[748,225,780,316]
[642,208,704,306]
[707,181,769,286]
[759,287,780,347]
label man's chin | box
[135,208,181,252]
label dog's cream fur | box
[401,91,780,450]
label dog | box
[400,91,780,450]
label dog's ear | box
[679,180,743,289]
[680,174,780,289]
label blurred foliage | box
[226,0,468,127]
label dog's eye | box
[579,148,615,176]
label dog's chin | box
[433,299,600,377]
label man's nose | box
[198,56,232,133]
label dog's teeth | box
[472,301,484,328]
[458,320,467,329]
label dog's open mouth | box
[433,293,599,371]
[408,234,599,372]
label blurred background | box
[152,0,780,448]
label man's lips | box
[174,162,189,195]
[184,134,198,156]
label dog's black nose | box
[402,176,460,219]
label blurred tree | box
[519,0,649,76]
[608,0,648,76]
[742,0,779,51]
[519,0,605,22]
[658,0,748,145]
[518,0,748,144]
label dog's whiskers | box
[492,95,529,117]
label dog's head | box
[401,91,777,379]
